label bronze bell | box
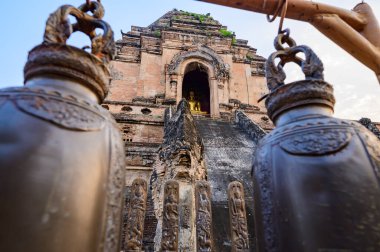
[0,2,125,252]
[253,34,380,252]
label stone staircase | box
[194,117,259,252]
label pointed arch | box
[167,45,230,81]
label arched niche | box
[167,45,230,81]
[167,46,229,117]
[182,62,211,114]
[176,59,219,117]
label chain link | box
[86,0,101,6]
[267,0,289,34]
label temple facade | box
[105,9,271,122]
[103,9,274,252]
[101,9,380,252]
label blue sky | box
[1,0,379,120]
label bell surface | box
[253,40,380,251]
[0,2,125,252]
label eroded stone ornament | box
[196,181,213,252]
[151,100,207,252]
[0,1,125,252]
[125,179,148,251]
[253,33,380,252]
[161,180,180,251]
[228,181,249,252]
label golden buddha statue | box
[188,91,207,115]
[188,91,201,112]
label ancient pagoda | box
[103,9,275,252]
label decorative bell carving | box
[0,1,125,251]
[253,33,380,252]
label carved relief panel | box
[161,180,179,252]
[228,181,249,252]
[125,179,148,251]
[195,181,213,252]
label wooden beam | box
[197,0,380,82]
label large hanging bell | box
[0,2,125,251]
[253,33,380,251]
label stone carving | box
[151,101,206,251]
[228,181,249,252]
[180,204,191,228]
[151,100,206,197]
[196,181,213,252]
[279,129,352,155]
[125,179,148,251]
[161,180,179,251]
[167,45,230,81]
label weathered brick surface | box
[108,61,140,102]
[107,10,268,115]
[139,53,165,98]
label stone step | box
[194,117,258,252]
[194,118,254,148]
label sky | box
[0,0,379,121]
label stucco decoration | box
[151,100,207,251]
[196,181,213,252]
[161,180,180,251]
[125,178,148,251]
[167,45,230,82]
[228,181,249,252]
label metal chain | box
[267,0,289,34]
[86,0,101,6]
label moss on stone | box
[219,28,234,37]
[153,30,161,37]
[246,54,254,60]
[179,10,213,23]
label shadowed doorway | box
[182,63,210,115]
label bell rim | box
[265,79,335,122]
[24,43,110,101]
